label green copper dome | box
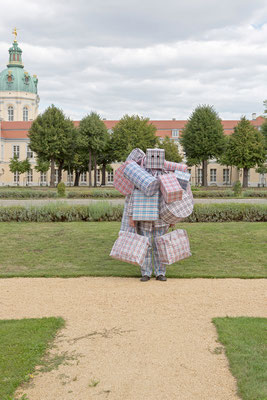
[0,40,38,94]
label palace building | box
[0,33,266,187]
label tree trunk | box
[94,155,97,187]
[243,167,249,188]
[50,158,55,187]
[74,170,80,186]
[202,159,208,187]
[101,164,106,186]
[88,150,92,187]
[58,161,63,184]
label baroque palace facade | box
[0,35,266,187]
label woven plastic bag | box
[123,161,159,196]
[174,170,191,190]
[126,148,145,163]
[146,148,165,169]
[155,229,191,265]
[159,184,194,224]
[132,189,159,221]
[113,161,135,196]
[110,230,150,266]
[164,160,188,173]
[159,173,183,203]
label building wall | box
[0,91,39,121]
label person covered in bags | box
[111,148,193,282]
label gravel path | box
[0,198,266,206]
[0,277,266,400]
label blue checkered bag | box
[132,189,159,221]
[123,161,159,196]
[174,171,191,190]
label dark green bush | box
[233,181,242,196]
[57,182,66,197]
[0,190,57,199]
[0,203,265,222]
[242,190,267,198]
[193,190,234,198]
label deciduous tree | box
[112,115,158,161]
[180,105,225,186]
[28,105,75,187]
[222,117,266,187]
[158,136,182,163]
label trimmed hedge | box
[67,189,123,198]
[0,188,266,199]
[0,190,57,198]
[0,203,265,222]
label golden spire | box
[12,27,18,42]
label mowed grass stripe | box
[0,317,64,400]
[213,317,267,400]
[0,222,266,278]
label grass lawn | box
[0,222,266,278]
[0,317,64,400]
[213,317,267,400]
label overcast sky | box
[1,0,267,121]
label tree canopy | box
[79,112,108,186]
[180,105,225,186]
[28,105,75,187]
[222,116,266,187]
[158,137,182,163]
[112,115,158,161]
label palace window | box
[27,145,33,158]
[23,107,29,121]
[107,169,114,183]
[8,106,14,121]
[40,172,47,184]
[210,169,217,183]
[172,129,179,138]
[223,168,230,184]
[54,169,58,183]
[97,169,101,184]
[27,169,33,184]
[14,171,19,184]
[67,172,73,184]
[197,168,202,184]
[13,145,20,158]
[80,172,87,183]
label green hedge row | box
[0,190,57,198]
[0,188,266,199]
[0,203,265,222]
[0,188,123,199]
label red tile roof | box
[0,117,264,140]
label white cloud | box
[0,0,267,120]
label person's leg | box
[138,226,153,278]
[153,226,169,278]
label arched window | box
[8,106,14,121]
[23,107,28,121]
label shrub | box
[233,181,242,196]
[0,203,265,222]
[57,182,66,197]
[242,190,267,198]
[0,190,57,199]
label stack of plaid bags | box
[110,148,194,267]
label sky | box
[0,0,267,121]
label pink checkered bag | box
[113,161,134,196]
[110,230,150,266]
[159,173,183,203]
[155,229,191,265]
[164,160,188,173]
[159,184,194,224]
